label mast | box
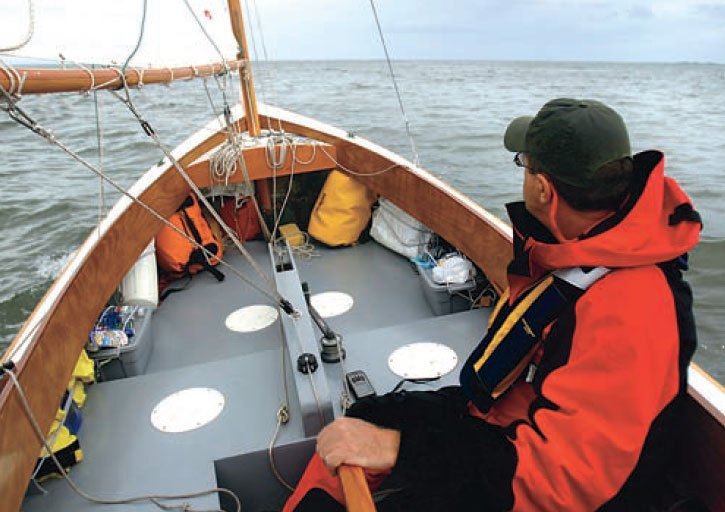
[227,0,261,137]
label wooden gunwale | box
[1,103,721,511]
[0,103,511,510]
[255,104,515,291]
[0,60,243,95]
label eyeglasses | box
[514,152,541,174]
[513,152,527,168]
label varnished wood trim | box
[255,105,514,291]
[339,465,376,512]
[189,143,336,183]
[0,118,258,512]
[226,0,261,136]
[688,363,725,426]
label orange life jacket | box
[155,194,224,281]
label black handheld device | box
[346,370,376,400]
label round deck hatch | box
[387,342,458,380]
[151,387,225,433]
[309,292,354,318]
[225,305,278,332]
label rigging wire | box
[93,87,105,231]
[121,0,148,76]
[0,0,35,52]
[1,365,241,512]
[0,82,283,307]
[182,0,228,65]
[246,0,284,132]
[367,0,420,166]
[182,0,273,240]
[241,0,271,130]
[108,80,284,303]
[229,8,260,137]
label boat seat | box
[22,307,490,511]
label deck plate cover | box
[388,342,458,380]
[225,304,278,332]
[310,291,354,318]
[150,387,225,433]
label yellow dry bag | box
[308,170,377,246]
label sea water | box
[1,60,723,382]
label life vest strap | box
[460,267,609,412]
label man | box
[284,98,701,511]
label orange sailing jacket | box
[285,150,701,511]
[467,150,701,510]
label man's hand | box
[316,417,401,476]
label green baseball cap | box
[504,98,631,188]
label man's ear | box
[534,173,554,206]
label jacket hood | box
[507,150,701,281]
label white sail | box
[0,0,239,68]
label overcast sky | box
[248,0,724,63]
[1,0,723,64]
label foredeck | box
[22,240,492,511]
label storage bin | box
[417,264,476,316]
[89,307,155,380]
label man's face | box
[521,154,539,213]
[521,156,550,224]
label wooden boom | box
[0,59,243,96]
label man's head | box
[505,98,634,212]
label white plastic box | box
[417,264,476,316]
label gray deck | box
[23,240,491,512]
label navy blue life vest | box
[460,267,609,412]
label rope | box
[229,8,260,137]
[108,81,282,302]
[0,83,282,307]
[241,0,271,125]
[267,135,295,246]
[367,0,420,166]
[316,142,401,177]
[268,410,295,492]
[183,0,272,238]
[29,380,78,489]
[121,0,148,76]
[289,232,320,261]
[0,0,35,52]
[290,316,327,429]
[182,0,227,63]
[1,366,241,512]
[201,77,226,132]
[0,57,23,96]
[91,66,124,92]
[93,89,105,231]
[266,315,295,493]
[59,54,95,94]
